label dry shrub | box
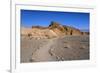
[45,34,51,39]
[80,46,85,49]
[28,33,32,37]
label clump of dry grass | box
[28,33,32,37]
[29,58,35,62]
[45,34,51,39]
[80,46,85,49]
[64,46,68,49]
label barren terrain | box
[21,35,89,63]
[21,22,89,63]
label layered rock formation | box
[21,21,89,39]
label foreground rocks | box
[21,35,89,63]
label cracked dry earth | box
[21,35,89,63]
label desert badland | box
[21,21,89,63]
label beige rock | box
[21,21,89,39]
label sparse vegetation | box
[45,34,51,39]
[29,58,35,62]
[28,33,32,37]
[80,46,85,49]
[64,46,68,49]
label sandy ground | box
[21,35,89,63]
[30,39,57,62]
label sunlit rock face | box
[21,21,89,39]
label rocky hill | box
[21,21,89,39]
[48,21,83,35]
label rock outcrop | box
[49,21,82,35]
[21,21,89,39]
[63,25,82,35]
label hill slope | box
[21,21,89,39]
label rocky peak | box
[48,21,66,33]
[49,21,61,28]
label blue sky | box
[21,9,90,30]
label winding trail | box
[31,38,57,62]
